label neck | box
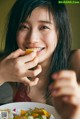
[38,58,51,80]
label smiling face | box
[17,7,58,67]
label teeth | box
[28,48,43,52]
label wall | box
[0,0,15,51]
[67,4,80,49]
[0,0,80,51]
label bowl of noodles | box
[0,102,60,119]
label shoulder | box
[69,49,80,82]
[69,49,80,66]
[69,49,80,65]
[70,49,80,58]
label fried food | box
[14,108,52,119]
[25,49,34,55]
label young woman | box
[0,0,80,119]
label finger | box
[63,96,80,105]
[25,65,42,77]
[51,86,77,97]
[18,51,37,63]
[49,77,73,90]
[25,57,39,69]
[49,77,77,90]
[52,70,76,81]
[22,77,39,86]
[6,49,25,59]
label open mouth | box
[26,47,45,52]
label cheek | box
[16,36,22,47]
[45,32,58,49]
[16,32,26,47]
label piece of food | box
[13,108,55,119]
[0,108,55,119]
[25,49,34,55]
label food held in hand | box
[25,49,34,55]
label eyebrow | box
[38,20,53,24]
[23,20,53,24]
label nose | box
[27,29,39,43]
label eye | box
[18,24,29,30]
[40,25,50,30]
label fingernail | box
[63,96,69,101]
[53,89,58,93]
[49,84,53,90]
[52,89,58,95]
[52,73,58,79]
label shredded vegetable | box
[13,108,54,119]
[0,108,55,119]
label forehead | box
[26,7,54,22]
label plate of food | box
[0,102,60,119]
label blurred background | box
[0,0,80,51]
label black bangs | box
[14,0,53,23]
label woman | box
[0,0,80,119]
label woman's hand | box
[0,49,42,86]
[49,70,80,119]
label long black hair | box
[4,0,71,80]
